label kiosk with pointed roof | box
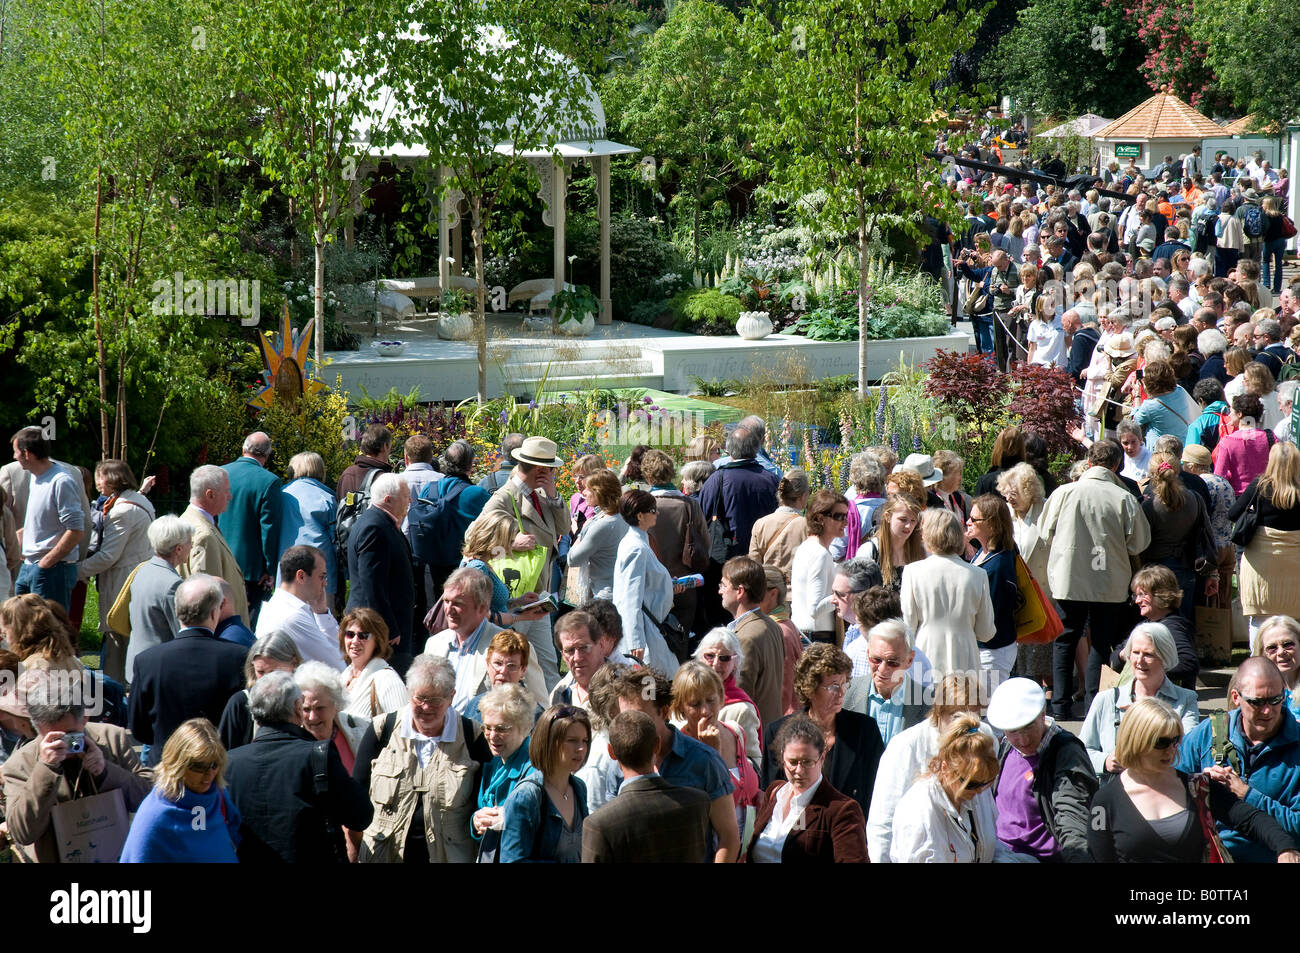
[1092,86,1223,171]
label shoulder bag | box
[707,470,733,563]
[1229,486,1260,547]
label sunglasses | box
[868,655,904,668]
[343,629,372,640]
[962,776,996,792]
[187,761,220,773]
[702,652,734,664]
[828,511,849,521]
[1153,736,1181,750]
[1240,693,1286,709]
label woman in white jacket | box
[613,489,680,677]
[889,712,1007,863]
[901,509,995,682]
[790,489,848,641]
[868,673,992,862]
[77,459,155,683]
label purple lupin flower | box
[913,432,923,451]
[823,461,832,489]
[890,431,900,453]
[875,384,888,433]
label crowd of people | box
[2,397,1299,866]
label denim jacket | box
[499,768,588,863]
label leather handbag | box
[1229,490,1259,547]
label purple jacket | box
[697,460,780,558]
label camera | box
[64,731,85,755]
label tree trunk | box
[93,164,108,458]
[313,224,326,372]
[857,213,870,398]
[472,194,487,405]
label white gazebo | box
[1036,113,1112,139]
[1092,87,1223,172]
[343,26,638,324]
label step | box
[505,372,665,395]
[505,357,657,379]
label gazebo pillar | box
[552,158,567,299]
[437,166,451,293]
[597,155,611,324]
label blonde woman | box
[460,512,551,628]
[121,718,239,862]
[751,469,810,578]
[856,496,925,592]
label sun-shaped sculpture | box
[247,303,326,410]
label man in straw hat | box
[480,436,569,690]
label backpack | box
[1240,203,1265,238]
[1279,359,1300,383]
[1202,410,1229,452]
[335,468,380,563]
[406,477,469,567]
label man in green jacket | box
[219,431,283,627]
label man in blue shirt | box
[609,665,739,862]
[1177,657,1300,862]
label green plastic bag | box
[489,496,547,597]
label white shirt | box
[424,618,492,710]
[255,587,342,670]
[790,536,836,632]
[1121,445,1151,482]
[1028,318,1066,368]
[400,704,457,769]
[751,777,824,864]
[889,775,1001,863]
[342,657,409,719]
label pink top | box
[1214,428,1273,494]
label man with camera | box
[956,246,1018,363]
[2,669,150,863]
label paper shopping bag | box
[50,788,129,863]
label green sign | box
[1114,143,1141,158]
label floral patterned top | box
[1200,472,1237,549]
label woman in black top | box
[1087,698,1299,863]
[975,426,1025,497]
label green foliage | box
[791,266,950,341]
[552,284,601,322]
[739,0,984,394]
[1195,0,1300,124]
[356,384,424,413]
[671,288,742,332]
[690,376,745,397]
[602,0,748,269]
[604,213,691,317]
[256,384,356,484]
[987,0,1147,117]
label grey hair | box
[294,660,346,711]
[406,654,456,699]
[443,566,491,609]
[147,514,192,556]
[1258,318,1283,343]
[837,558,883,594]
[680,460,714,495]
[371,472,407,505]
[868,618,913,650]
[247,670,302,724]
[288,451,325,481]
[175,574,222,626]
[245,630,303,687]
[439,438,476,477]
[476,683,534,734]
[1277,381,1299,406]
[1254,615,1300,657]
[849,453,885,493]
[190,464,228,500]
[25,670,87,729]
[242,432,272,456]
[738,415,767,443]
[693,627,743,670]
[500,433,525,457]
[725,425,760,461]
[1188,257,1211,278]
[1198,329,1228,356]
[1122,622,1179,671]
[1152,434,1184,457]
[1116,418,1143,440]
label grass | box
[78,580,102,670]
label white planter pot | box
[437,312,473,340]
[556,309,596,336]
[736,311,773,340]
[373,340,407,357]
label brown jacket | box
[2,721,152,863]
[745,778,868,863]
[748,507,807,583]
[734,608,786,728]
[647,489,709,577]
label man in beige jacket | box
[478,436,568,691]
[1037,439,1151,719]
[180,465,250,624]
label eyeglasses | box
[488,658,522,673]
[1240,693,1286,709]
[187,761,220,773]
[412,694,449,708]
[831,588,857,600]
[962,775,996,792]
[701,653,734,664]
[868,655,904,668]
[784,757,822,770]
[1264,640,1297,655]
[561,643,595,659]
[343,629,372,640]
[819,681,847,695]
[1153,735,1181,750]
[967,515,990,523]
[481,724,515,737]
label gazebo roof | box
[1222,114,1283,136]
[1093,88,1222,141]
[1037,113,1112,139]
